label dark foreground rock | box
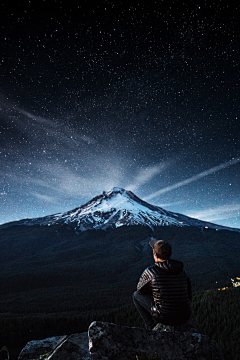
[18,333,91,360]
[17,335,67,360]
[89,321,224,360]
[18,321,224,360]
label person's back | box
[133,239,192,329]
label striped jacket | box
[137,259,192,325]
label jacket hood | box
[155,259,184,274]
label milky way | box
[0,1,240,228]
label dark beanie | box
[149,239,172,260]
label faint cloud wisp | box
[30,192,57,203]
[187,204,240,222]
[127,163,169,192]
[144,158,240,201]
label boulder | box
[18,333,97,360]
[88,321,224,360]
[18,335,67,360]
[18,321,224,360]
[47,333,90,360]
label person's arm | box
[137,268,152,295]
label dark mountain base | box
[0,224,239,314]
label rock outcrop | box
[17,335,67,360]
[18,321,224,360]
[18,333,91,360]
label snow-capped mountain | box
[1,187,237,232]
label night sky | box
[1,1,240,228]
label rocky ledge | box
[18,320,224,360]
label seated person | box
[133,239,192,330]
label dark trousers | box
[133,291,199,333]
[133,291,155,329]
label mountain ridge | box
[1,187,239,232]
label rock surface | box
[18,335,67,360]
[18,321,224,360]
[47,333,91,360]
[89,321,224,360]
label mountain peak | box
[109,187,125,194]
[57,187,183,231]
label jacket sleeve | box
[137,268,153,295]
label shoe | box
[152,323,164,331]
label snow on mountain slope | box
[1,187,238,232]
[49,187,186,231]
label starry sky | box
[0,0,240,228]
